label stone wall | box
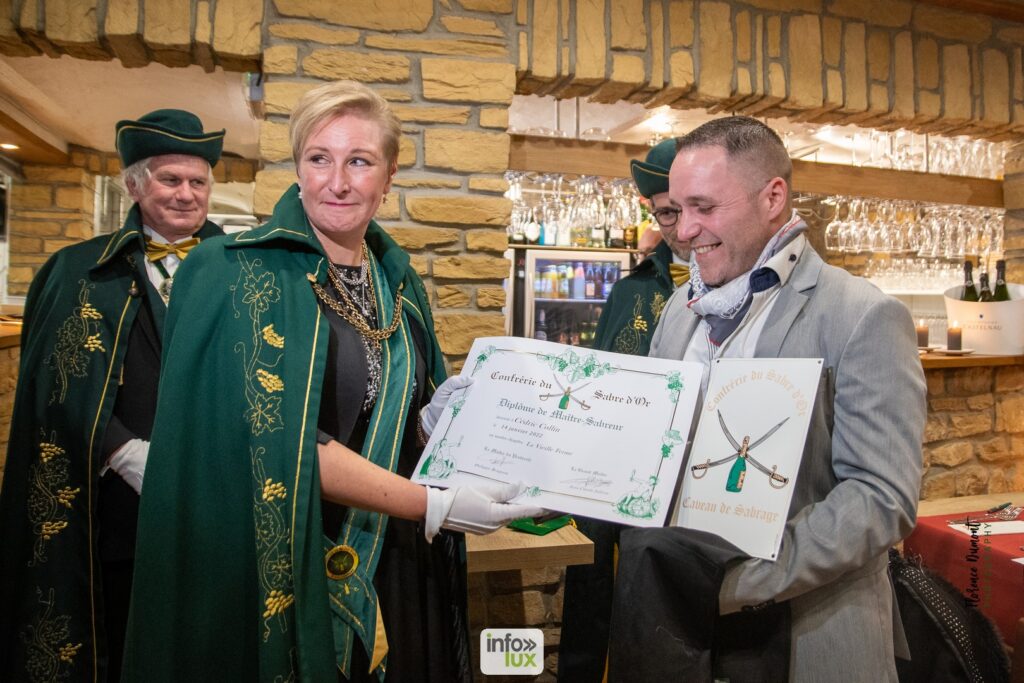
[8,162,98,296]
[0,0,262,71]
[468,569,564,681]
[517,0,1024,139]
[1003,141,1024,283]
[0,345,19,484]
[256,0,517,368]
[922,365,1024,498]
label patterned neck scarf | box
[687,212,806,345]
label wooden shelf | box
[465,524,594,573]
[508,136,1004,208]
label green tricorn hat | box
[630,138,676,198]
[115,109,225,168]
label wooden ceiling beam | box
[0,108,68,166]
[913,0,1024,24]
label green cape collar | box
[92,202,222,271]
[229,183,410,288]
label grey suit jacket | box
[650,245,926,682]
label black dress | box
[316,270,471,682]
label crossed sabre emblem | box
[538,376,592,411]
[690,411,791,492]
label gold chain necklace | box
[307,242,403,349]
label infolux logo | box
[480,628,544,675]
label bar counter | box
[0,321,22,349]
[920,352,1024,370]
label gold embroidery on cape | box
[22,587,82,681]
[613,294,647,355]
[252,447,294,641]
[262,324,285,349]
[46,280,106,405]
[231,253,285,436]
[256,369,285,393]
[232,253,295,657]
[650,291,667,324]
[27,433,78,566]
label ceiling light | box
[647,111,674,136]
[0,143,19,150]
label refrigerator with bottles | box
[506,246,636,347]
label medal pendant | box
[158,277,173,303]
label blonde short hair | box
[289,80,401,167]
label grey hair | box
[120,156,215,195]
[120,157,151,194]
[675,116,792,192]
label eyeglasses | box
[652,207,681,228]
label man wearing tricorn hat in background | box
[559,139,691,682]
[0,109,225,682]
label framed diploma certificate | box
[412,337,704,527]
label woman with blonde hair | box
[123,80,540,682]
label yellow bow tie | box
[145,237,200,262]
[669,263,690,287]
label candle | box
[915,319,929,348]
[947,320,962,351]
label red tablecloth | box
[904,512,1024,642]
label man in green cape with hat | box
[559,138,691,681]
[0,109,225,682]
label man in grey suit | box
[630,117,926,681]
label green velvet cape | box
[593,241,678,355]
[122,185,446,682]
[0,207,221,682]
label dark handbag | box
[890,550,1010,683]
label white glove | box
[423,481,546,542]
[420,375,474,437]
[104,438,149,494]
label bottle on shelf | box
[534,309,548,341]
[590,223,606,249]
[961,259,979,302]
[573,262,586,300]
[605,262,619,296]
[545,265,560,299]
[993,259,1011,301]
[524,219,542,245]
[594,263,606,300]
[607,218,625,249]
[978,271,994,302]
[559,264,571,299]
[585,262,596,299]
[623,222,637,250]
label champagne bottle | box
[726,455,746,492]
[961,259,979,302]
[978,272,994,302]
[994,260,1011,301]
